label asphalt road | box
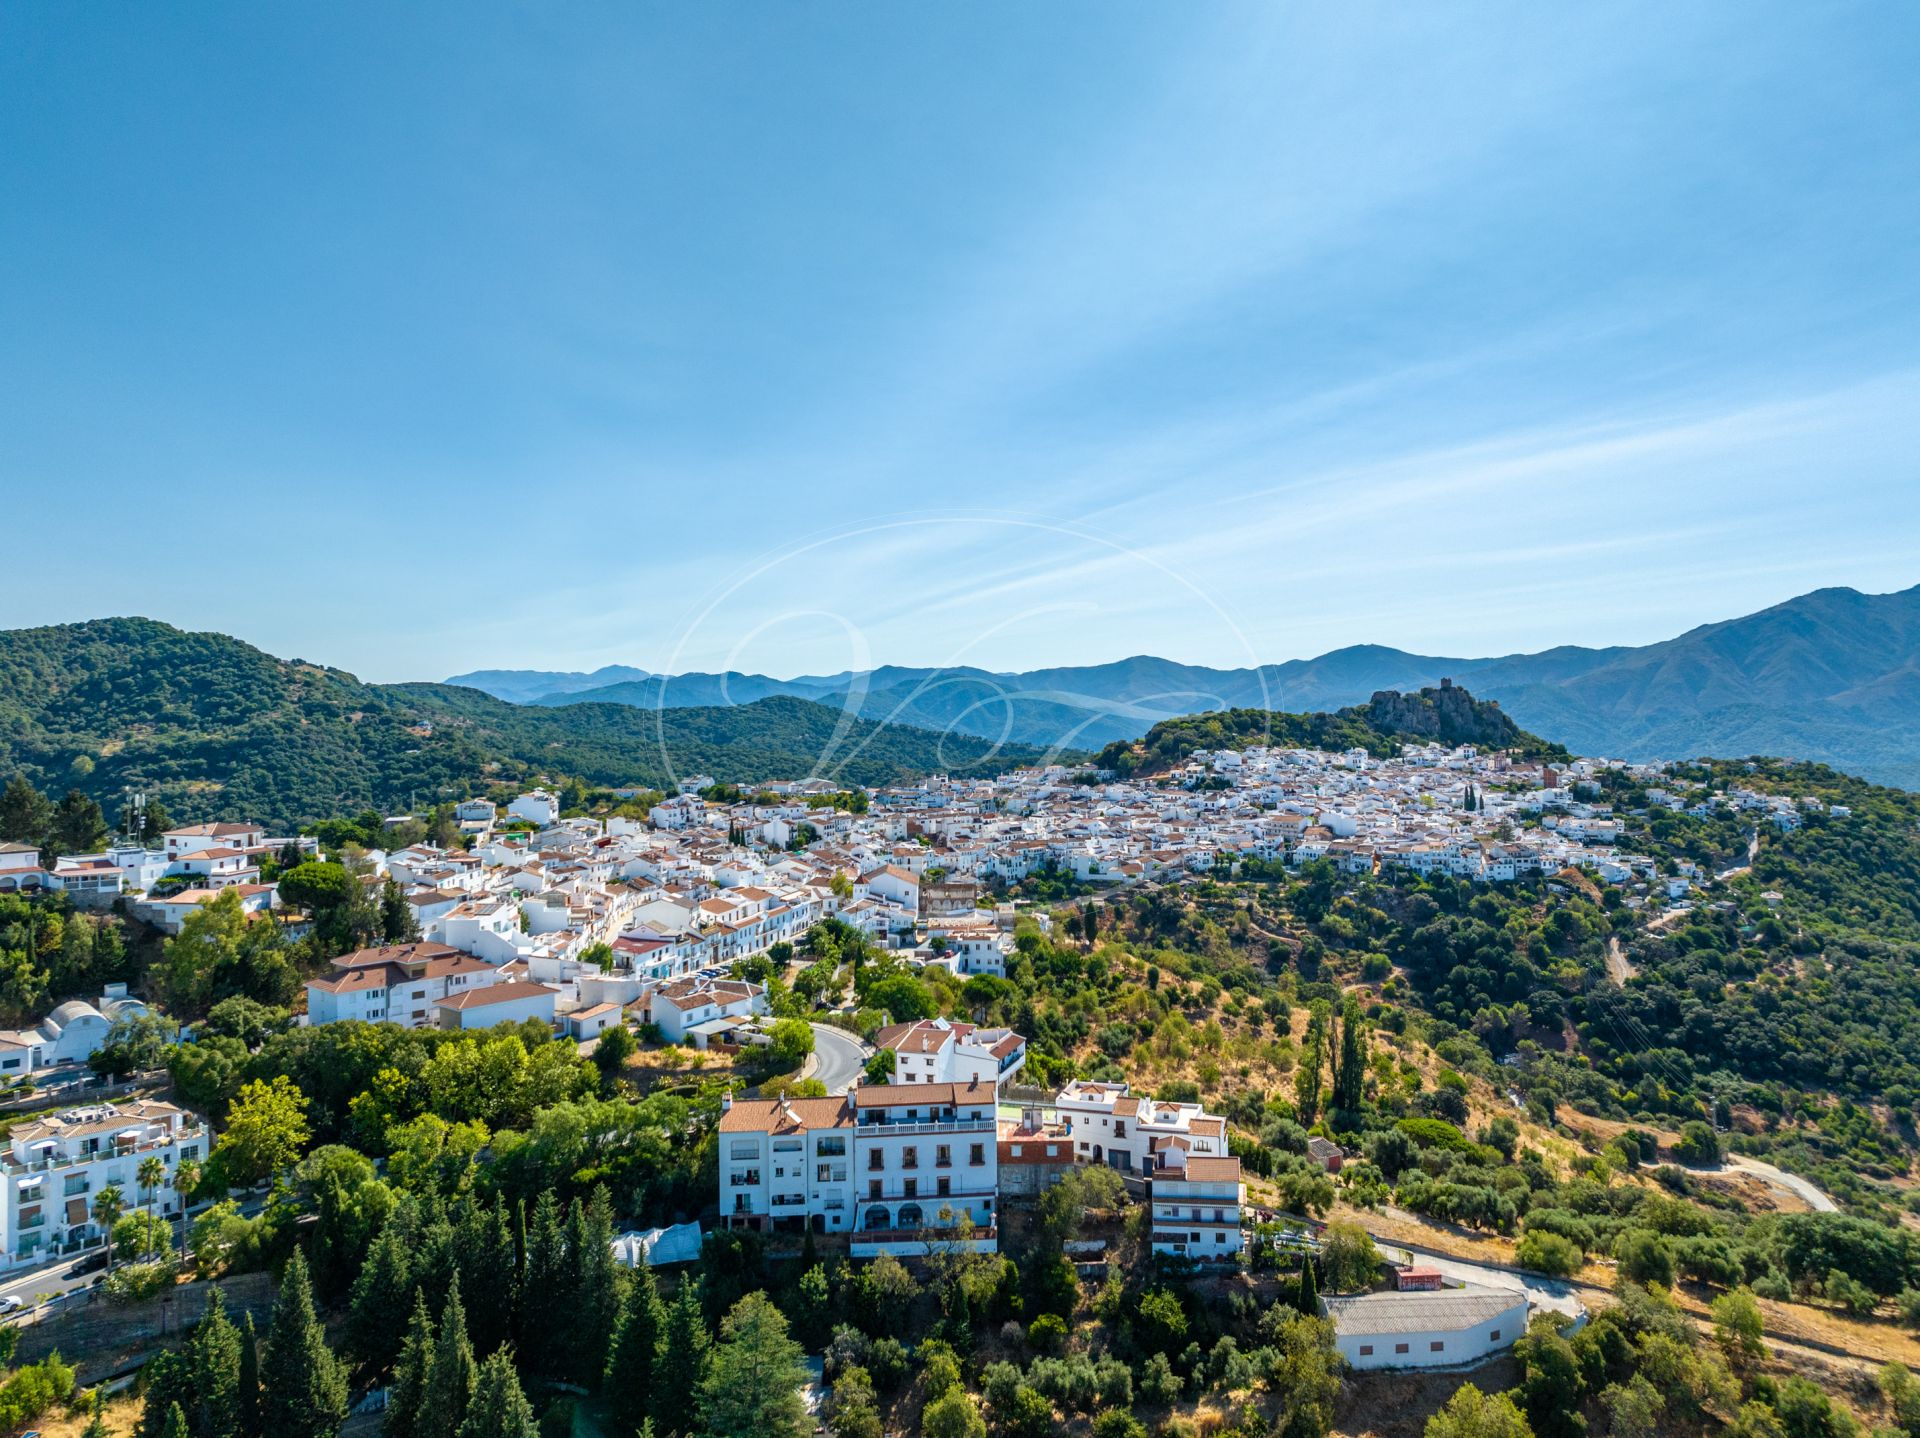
[809,1023,871,1094]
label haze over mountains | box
[449,584,1920,790]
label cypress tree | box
[350,1221,416,1370]
[420,1274,479,1438]
[1296,1256,1319,1316]
[162,1403,192,1438]
[259,1250,349,1438]
[236,1312,261,1438]
[605,1264,666,1435]
[187,1286,242,1438]
[518,1192,567,1379]
[386,1292,436,1438]
[456,1351,538,1438]
[1333,997,1365,1115]
[651,1280,711,1436]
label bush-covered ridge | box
[1095,682,1569,775]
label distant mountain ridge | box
[0,619,1061,829]
[447,583,1920,789]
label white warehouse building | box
[1322,1285,1530,1370]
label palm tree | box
[91,1182,125,1276]
[171,1157,201,1243]
[137,1154,166,1261]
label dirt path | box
[1604,935,1635,985]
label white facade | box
[719,1080,999,1256]
[435,981,558,1030]
[875,1018,1026,1090]
[305,943,499,1028]
[1147,1152,1246,1259]
[1323,1286,1530,1370]
[0,1099,208,1269]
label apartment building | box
[304,942,499,1027]
[719,1078,999,1256]
[0,1099,208,1269]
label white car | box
[0,1296,23,1315]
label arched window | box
[864,1207,891,1231]
[897,1204,923,1229]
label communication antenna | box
[123,788,147,844]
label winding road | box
[808,1023,872,1094]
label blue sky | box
[3,3,1917,682]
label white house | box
[434,981,558,1030]
[0,987,157,1078]
[1147,1151,1245,1259]
[874,1018,1026,1090]
[1322,1285,1530,1370]
[507,791,561,827]
[0,1098,209,1269]
[1054,1080,1231,1174]
[304,943,499,1028]
[644,977,766,1045]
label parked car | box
[65,1250,108,1279]
[0,1295,22,1314]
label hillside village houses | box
[0,739,1764,1280]
[3,738,1728,1075]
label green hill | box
[1096,682,1566,776]
[0,618,1062,829]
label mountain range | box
[447,583,1920,790]
[0,619,1062,829]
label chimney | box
[721,1090,733,1113]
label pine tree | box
[81,1388,111,1438]
[568,1188,620,1383]
[0,775,53,848]
[420,1274,479,1438]
[259,1249,349,1438]
[698,1292,808,1438]
[518,1192,567,1379]
[605,1263,666,1436]
[1333,997,1366,1115]
[1295,1256,1320,1316]
[351,1220,417,1370]
[137,1352,194,1438]
[651,1280,711,1435]
[456,1351,539,1438]
[187,1286,243,1438]
[455,1198,518,1359]
[386,1293,436,1438]
[237,1312,261,1438]
[381,878,423,943]
[162,1402,192,1438]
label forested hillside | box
[0,619,1058,828]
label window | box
[903,1179,918,1199]
[937,1177,951,1197]
[868,1151,885,1171]
[733,1169,761,1186]
[1394,1344,1409,1355]
[969,1143,985,1165]
[1490,1330,1501,1342]
[1358,1345,1374,1357]
[868,1180,882,1200]
[902,1146,918,1169]
[729,1140,759,1160]
[935,1145,951,1167]
[1430,1341,1444,1353]
[816,1136,846,1156]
